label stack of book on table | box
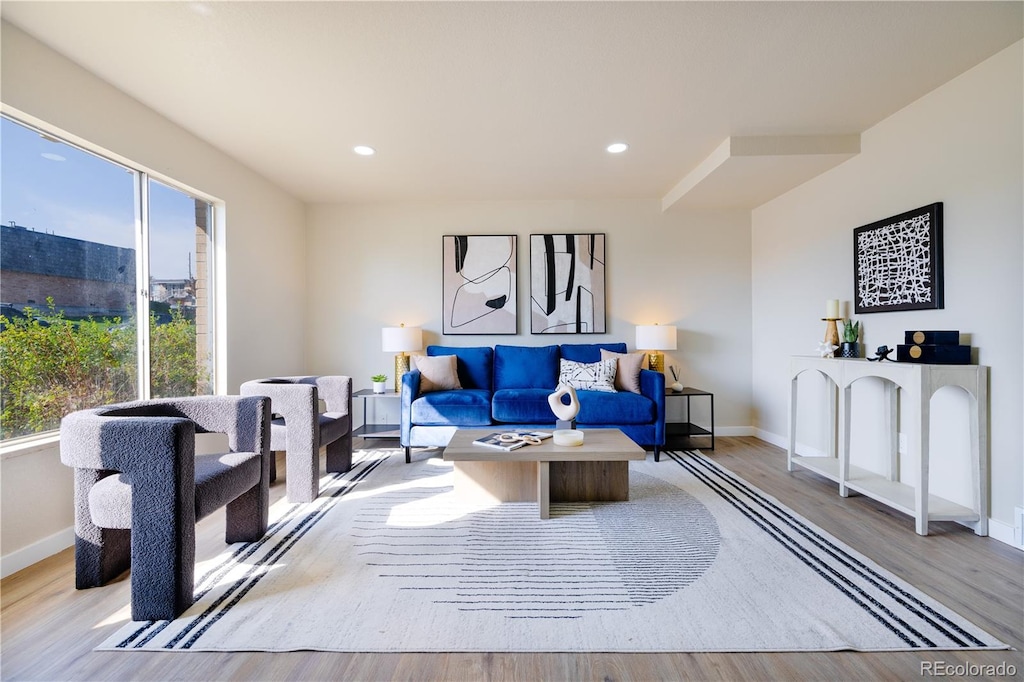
[472,431,553,451]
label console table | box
[787,356,988,536]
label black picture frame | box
[853,203,943,314]
[441,235,517,335]
[529,233,606,334]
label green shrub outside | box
[0,299,206,440]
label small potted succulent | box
[840,320,861,358]
[371,373,388,394]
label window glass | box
[1,117,139,439]
[0,116,215,440]
[148,179,213,398]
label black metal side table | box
[665,387,714,452]
[353,388,401,440]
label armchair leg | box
[326,431,353,474]
[654,446,661,462]
[286,444,319,504]
[269,452,279,483]
[73,471,130,589]
[225,481,269,543]
[129,494,196,621]
[405,447,411,464]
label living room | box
[1,2,1021,680]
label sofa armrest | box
[639,369,666,445]
[400,370,422,446]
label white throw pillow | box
[414,354,463,392]
[600,349,646,394]
[557,358,617,393]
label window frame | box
[0,111,222,448]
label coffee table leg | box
[537,461,550,519]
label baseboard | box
[752,427,827,458]
[1,526,74,579]
[987,518,1023,551]
[715,426,754,437]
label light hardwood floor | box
[2,436,1021,681]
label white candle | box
[826,299,839,319]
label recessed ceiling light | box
[606,142,629,154]
[353,145,376,156]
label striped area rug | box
[97,449,1007,652]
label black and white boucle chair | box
[239,376,352,503]
[59,395,271,621]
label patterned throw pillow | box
[557,358,617,393]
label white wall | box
[0,22,307,574]
[306,201,753,433]
[751,42,1023,531]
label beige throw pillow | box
[414,354,463,392]
[600,349,646,393]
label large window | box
[0,115,214,441]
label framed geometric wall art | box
[853,203,944,314]
[530,233,606,334]
[441,235,517,334]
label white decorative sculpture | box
[547,383,580,422]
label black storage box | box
[904,330,960,345]
[897,344,971,364]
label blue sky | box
[1,116,200,279]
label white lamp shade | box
[635,324,677,351]
[382,326,423,352]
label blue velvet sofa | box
[400,343,665,462]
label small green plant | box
[842,319,860,343]
[371,373,387,383]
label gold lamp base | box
[394,353,411,393]
[647,351,664,373]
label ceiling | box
[2,2,1021,207]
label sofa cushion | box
[414,354,463,392]
[559,343,627,363]
[600,349,646,394]
[494,345,559,390]
[492,388,556,423]
[576,390,656,425]
[557,358,617,393]
[427,346,493,392]
[410,389,492,426]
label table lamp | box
[382,324,423,392]
[636,324,677,373]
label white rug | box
[98,449,1008,653]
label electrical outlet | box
[1015,506,1024,547]
[898,432,907,454]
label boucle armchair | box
[240,375,352,503]
[59,395,271,621]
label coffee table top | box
[443,428,646,462]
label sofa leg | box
[405,447,411,464]
[654,446,661,462]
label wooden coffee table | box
[442,428,646,519]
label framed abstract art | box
[530,233,606,334]
[442,235,517,334]
[854,203,944,314]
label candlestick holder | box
[822,317,841,348]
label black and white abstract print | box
[530,233,606,333]
[442,235,517,334]
[854,203,943,314]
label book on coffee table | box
[472,431,552,451]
